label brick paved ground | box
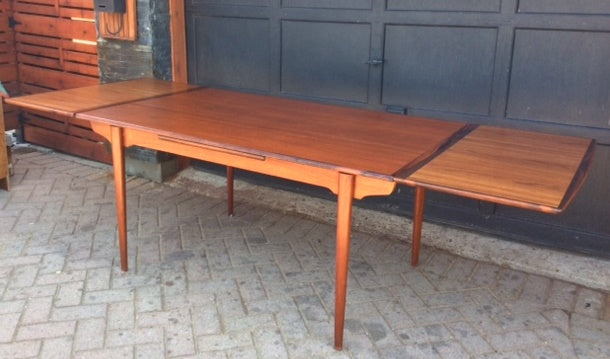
[0,147,609,358]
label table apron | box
[90,122,396,199]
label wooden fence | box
[4,0,110,163]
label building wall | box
[98,0,172,83]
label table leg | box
[110,126,128,271]
[227,166,234,216]
[334,173,355,350]
[411,186,426,267]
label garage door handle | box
[365,59,384,66]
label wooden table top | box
[76,88,468,178]
[5,78,196,118]
[401,126,595,213]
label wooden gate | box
[8,0,110,163]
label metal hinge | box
[8,16,22,29]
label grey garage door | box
[186,0,610,257]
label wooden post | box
[169,0,188,83]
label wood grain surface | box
[403,126,595,212]
[77,88,467,178]
[5,78,197,117]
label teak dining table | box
[6,79,595,350]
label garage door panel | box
[382,25,497,116]
[386,0,500,13]
[281,20,371,103]
[191,16,271,92]
[506,29,610,129]
[282,0,371,10]
[518,0,610,15]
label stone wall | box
[97,0,172,82]
[97,0,176,182]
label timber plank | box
[16,33,60,47]
[62,39,97,54]
[18,54,62,70]
[64,62,98,77]
[0,64,17,80]
[63,50,97,65]
[58,18,96,42]
[60,0,94,9]
[13,14,57,36]
[17,43,60,59]
[19,64,97,90]
[13,2,57,17]
[24,125,111,163]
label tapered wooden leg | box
[334,173,355,350]
[227,166,234,216]
[110,126,128,271]
[411,186,426,267]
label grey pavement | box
[0,146,609,358]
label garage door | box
[185,0,610,257]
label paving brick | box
[374,299,415,330]
[192,305,221,336]
[40,336,73,359]
[379,342,442,359]
[108,301,136,331]
[85,267,112,291]
[56,281,84,307]
[535,326,576,357]
[74,318,106,351]
[519,274,552,304]
[0,340,41,358]
[135,343,165,359]
[106,327,164,347]
[21,296,54,324]
[547,280,578,312]
[136,285,163,313]
[74,346,133,359]
[0,299,25,315]
[39,252,67,274]
[51,303,107,321]
[198,332,253,352]
[84,288,134,305]
[16,320,76,340]
[0,313,21,342]
[36,269,87,285]
[487,330,544,352]
[137,307,191,328]
[0,256,42,267]
[408,307,463,327]
[493,268,527,302]
[166,325,196,357]
[276,309,309,340]
[253,327,288,359]
[3,283,58,301]
[574,287,605,318]
[445,321,493,355]
[469,262,500,288]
